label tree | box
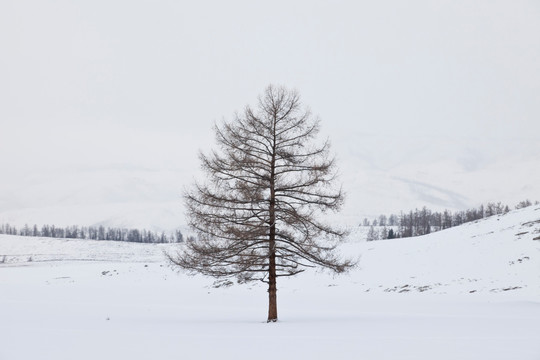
[170,85,354,322]
[97,226,105,240]
[175,230,184,243]
[515,199,533,209]
[367,225,379,241]
[380,226,388,240]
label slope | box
[0,205,539,360]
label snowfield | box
[1,206,539,359]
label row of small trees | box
[0,223,185,243]
[364,199,538,241]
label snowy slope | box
[342,205,540,297]
[0,205,539,360]
[0,235,176,263]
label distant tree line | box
[363,199,538,241]
[0,223,186,244]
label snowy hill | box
[345,205,540,296]
[1,205,539,359]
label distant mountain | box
[0,168,187,232]
[0,136,538,231]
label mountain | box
[1,139,539,233]
[0,168,187,232]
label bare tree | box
[170,85,354,322]
[366,225,378,241]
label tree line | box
[364,199,538,241]
[0,223,185,244]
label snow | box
[1,206,539,359]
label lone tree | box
[170,85,354,322]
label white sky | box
[1,1,539,226]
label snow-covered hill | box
[1,205,539,359]
[344,205,540,296]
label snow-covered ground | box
[1,206,539,359]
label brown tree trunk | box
[268,123,278,323]
[267,194,277,322]
[267,188,278,321]
[267,244,277,322]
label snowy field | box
[1,206,539,360]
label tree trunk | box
[267,176,278,322]
[267,121,278,323]
[267,247,278,322]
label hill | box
[0,205,539,359]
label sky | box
[1,1,539,229]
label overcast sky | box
[1,1,539,226]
